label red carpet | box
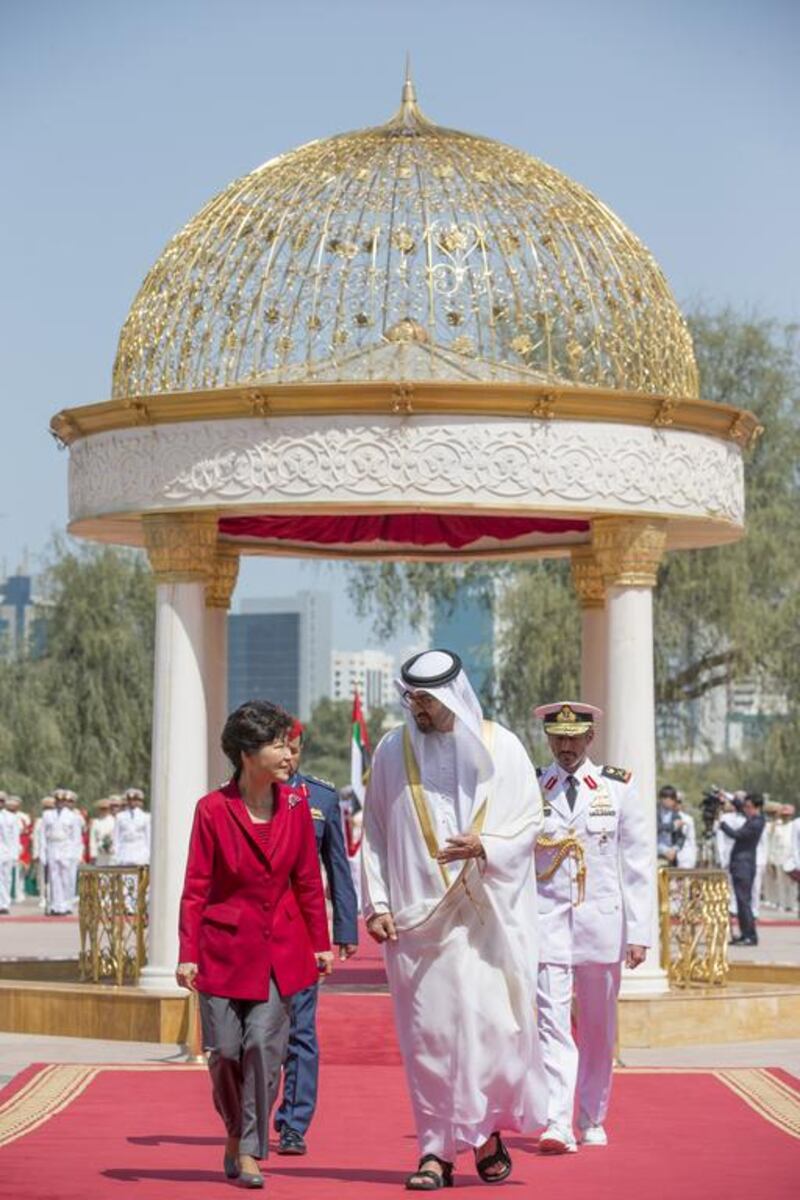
[1,994,798,1200]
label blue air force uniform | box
[274,772,359,1139]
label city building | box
[0,572,46,659]
[228,590,332,720]
[331,649,394,712]
[658,676,785,766]
[431,577,495,705]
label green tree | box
[301,697,392,790]
[0,540,155,805]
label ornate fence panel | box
[78,865,149,985]
[658,867,729,987]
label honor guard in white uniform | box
[41,789,84,914]
[0,792,21,913]
[532,702,651,1154]
[113,788,151,865]
[33,796,55,908]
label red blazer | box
[178,779,330,1001]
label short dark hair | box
[221,700,293,778]
[745,792,764,810]
[658,785,677,799]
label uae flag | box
[350,691,371,803]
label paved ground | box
[3,898,799,964]
[2,1030,798,1088]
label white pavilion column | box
[570,547,607,762]
[205,545,240,789]
[140,512,218,991]
[593,517,669,996]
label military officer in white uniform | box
[113,788,151,865]
[532,702,651,1154]
[41,788,84,914]
[32,796,55,908]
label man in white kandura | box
[362,650,547,1191]
[533,701,651,1154]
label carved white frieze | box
[68,414,745,529]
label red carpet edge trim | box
[1,1064,799,1150]
[0,1063,205,1149]
[714,1068,800,1139]
[0,1065,98,1148]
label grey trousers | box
[200,982,291,1157]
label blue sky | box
[1,0,797,649]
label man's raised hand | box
[437,833,486,864]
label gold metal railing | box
[78,865,149,985]
[658,867,729,988]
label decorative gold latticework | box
[658,867,730,988]
[78,865,149,985]
[113,75,698,402]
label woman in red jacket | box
[177,700,332,1189]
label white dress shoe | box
[579,1124,608,1147]
[539,1125,578,1154]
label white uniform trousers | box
[775,865,798,912]
[36,860,47,908]
[0,861,12,910]
[751,864,765,918]
[537,961,621,1133]
[48,860,75,914]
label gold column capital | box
[592,517,667,588]
[206,543,240,610]
[570,546,606,609]
[142,511,219,583]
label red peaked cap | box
[288,719,305,740]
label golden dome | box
[112,76,698,401]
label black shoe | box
[743,936,759,945]
[728,936,746,945]
[277,1127,307,1156]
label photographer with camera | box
[718,793,766,946]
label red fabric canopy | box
[219,513,590,550]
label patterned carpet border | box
[1,1063,798,1149]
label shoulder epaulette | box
[304,773,338,794]
[602,764,632,784]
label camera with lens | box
[699,785,736,835]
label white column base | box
[619,957,669,997]
[139,965,184,994]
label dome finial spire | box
[402,52,416,105]
[387,52,430,132]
